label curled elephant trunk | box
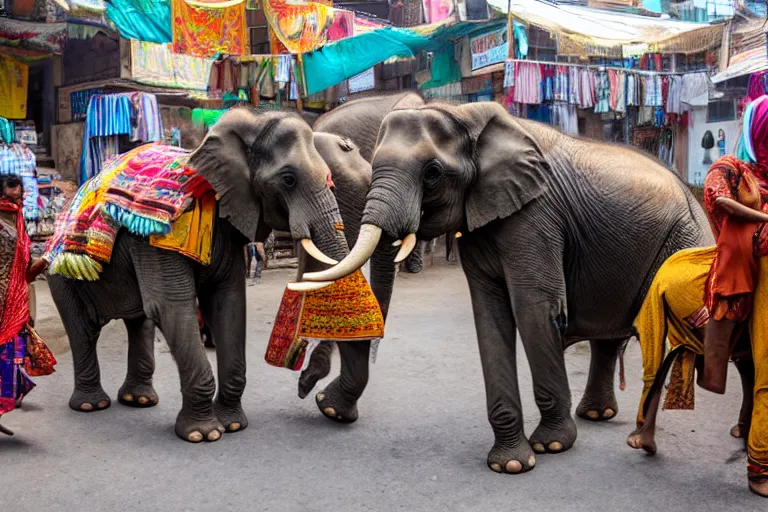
[302,224,382,282]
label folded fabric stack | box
[45,143,216,281]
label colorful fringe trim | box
[266,270,385,371]
[44,143,215,280]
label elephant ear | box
[187,109,268,242]
[458,103,549,232]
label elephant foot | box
[627,426,657,454]
[487,439,536,474]
[298,346,332,400]
[316,378,359,424]
[529,416,577,454]
[750,478,768,498]
[69,387,111,413]
[214,399,248,433]
[576,393,618,422]
[117,381,159,408]
[175,409,225,443]
[731,422,747,439]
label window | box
[707,99,736,123]
[247,9,271,54]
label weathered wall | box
[687,104,740,186]
[63,30,121,86]
[51,122,84,183]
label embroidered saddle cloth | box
[44,143,216,280]
[265,270,385,371]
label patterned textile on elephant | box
[266,270,384,371]
[44,144,216,281]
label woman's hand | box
[715,197,768,223]
[26,258,48,283]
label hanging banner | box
[0,54,29,119]
[0,18,67,54]
[171,0,247,58]
[263,0,335,54]
[470,28,508,71]
[622,42,649,58]
[131,40,213,90]
[348,67,375,93]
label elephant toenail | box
[97,400,109,409]
[138,396,149,405]
[587,410,600,420]
[324,407,337,418]
[80,403,93,411]
[188,431,203,443]
[548,442,563,452]
[489,463,502,473]
[229,422,241,432]
[207,430,221,442]
[532,442,545,453]
[528,456,536,468]
[317,393,326,402]
[122,394,134,402]
[505,460,522,473]
[603,409,615,418]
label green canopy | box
[106,0,172,44]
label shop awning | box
[0,18,67,54]
[712,46,768,83]
[487,0,724,56]
[711,15,768,84]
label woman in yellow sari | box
[629,95,768,497]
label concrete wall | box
[51,122,84,183]
[687,104,740,186]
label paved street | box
[2,259,763,511]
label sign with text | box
[470,28,508,71]
[348,67,375,93]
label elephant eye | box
[281,173,297,189]
[423,161,443,184]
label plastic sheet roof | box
[488,0,723,53]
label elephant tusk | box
[394,233,417,263]
[300,239,338,265]
[302,224,382,282]
[287,281,334,292]
[392,239,402,247]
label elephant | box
[47,108,361,443]
[293,93,427,422]
[299,101,714,473]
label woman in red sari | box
[701,95,768,496]
[0,176,56,436]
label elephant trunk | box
[301,171,421,283]
[292,188,350,266]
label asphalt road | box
[2,258,762,511]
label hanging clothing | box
[616,71,627,113]
[578,69,595,109]
[554,66,569,103]
[594,71,610,114]
[552,103,578,136]
[0,144,35,177]
[0,118,14,144]
[568,66,580,105]
[666,75,682,115]
[513,62,542,105]
[681,72,712,109]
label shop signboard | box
[348,67,375,94]
[470,28,508,71]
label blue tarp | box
[105,0,172,44]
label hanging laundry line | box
[505,58,708,76]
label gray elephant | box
[294,93,425,422]
[47,108,360,443]
[300,101,714,473]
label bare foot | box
[627,428,657,454]
[749,478,768,498]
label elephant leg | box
[48,277,111,412]
[516,303,577,455]
[200,282,249,434]
[460,247,535,474]
[576,339,622,421]
[732,355,755,443]
[316,340,370,423]
[118,316,159,408]
[133,246,222,443]
[299,341,333,399]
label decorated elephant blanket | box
[266,270,385,371]
[43,143,216,280]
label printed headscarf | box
[741,95,768,164]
